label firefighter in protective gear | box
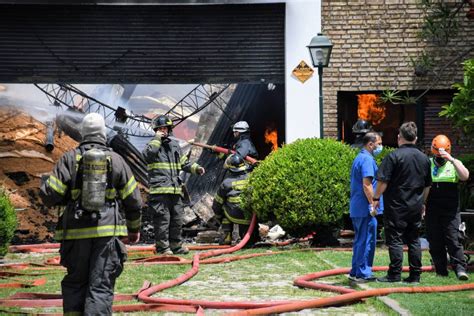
[212,154,253,245]
[143,115,205,255]
[40,113,142,315]
[351,119,373,149]
[425,135,470,281]
[232,121,258,160]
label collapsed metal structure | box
[34,83,232,187]
[34,83,231,137]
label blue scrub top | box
[350,149,384,217]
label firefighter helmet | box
[352,119,372,134]
[431,134,451,156]
[232,121,250,133]
[224,154,247,172]
[151,115,173,131]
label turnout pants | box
[425,210,466,275]
[60,236,127,315]
[350,215,377,278]
[384,214,422,278]
[148,194,184,252]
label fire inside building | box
[0,0,473,245]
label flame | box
[357,94,386,126]
[264,128,278,151]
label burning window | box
[264,127,278,151]
[338,91,418,148]
[357,94,386,126]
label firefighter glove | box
[128,232,140,244]
[155,130,165,139]
[197,167,206,175]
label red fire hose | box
[189,141,258,165]
[231,282,474,315]
[3,216,474,314]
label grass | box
[0,245,472,315]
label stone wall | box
[321,0,474,139]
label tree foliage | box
[439,59,474,141]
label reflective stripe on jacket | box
[40,142,142,240]
[212,172,250,225]
[142,136,201,195]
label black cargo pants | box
[425,210,467,275]
[148,194,184,252]
[60,236,127,315]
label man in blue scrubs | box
[349,132,383,283]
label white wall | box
[285,0,321,143]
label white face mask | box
[373,145,383,156]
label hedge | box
[0,188,17,257]
[242,138,358,236]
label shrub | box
[374,145,396,165]
[242,138,357,237]
[0,187,17,257]
[459,154,474,211]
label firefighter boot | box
[170,243,189,255]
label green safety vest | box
[431,159,458,183]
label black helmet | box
[224,154,247,173]
[352,119,372,134]
[152,115,173,131]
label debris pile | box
[0,106,77,243]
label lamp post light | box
[307,33,333,138]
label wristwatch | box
[373,197,380,201]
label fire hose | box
[2,216,474,314]
[189,141,258,165]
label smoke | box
[0,84,63,122]
[0,83,105,124]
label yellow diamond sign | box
[292,60,314,83]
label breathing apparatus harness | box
[73,145,113,221]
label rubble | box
[196,231,222,244]
[192,193,216,223]
[0,106,78,243]
[0,105,224,245]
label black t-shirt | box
[376,144,432,219]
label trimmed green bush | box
[0,187,17,257]
[242,138,357,236]
[374,145,395,165]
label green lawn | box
[0,246,472,315]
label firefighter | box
[40,113,142,315]
[212,154,253,245]
[425,135,470,280]
[351,119,373,149]
[143,115,205,255]
[232,121,258,160]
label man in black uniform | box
[212,154,251,245]
[373,122,431,283]
[40,113,142,315]
[143,115,205,255]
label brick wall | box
[321,0,474,141]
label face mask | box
[435,156,446,166]
[373,145,383,156]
